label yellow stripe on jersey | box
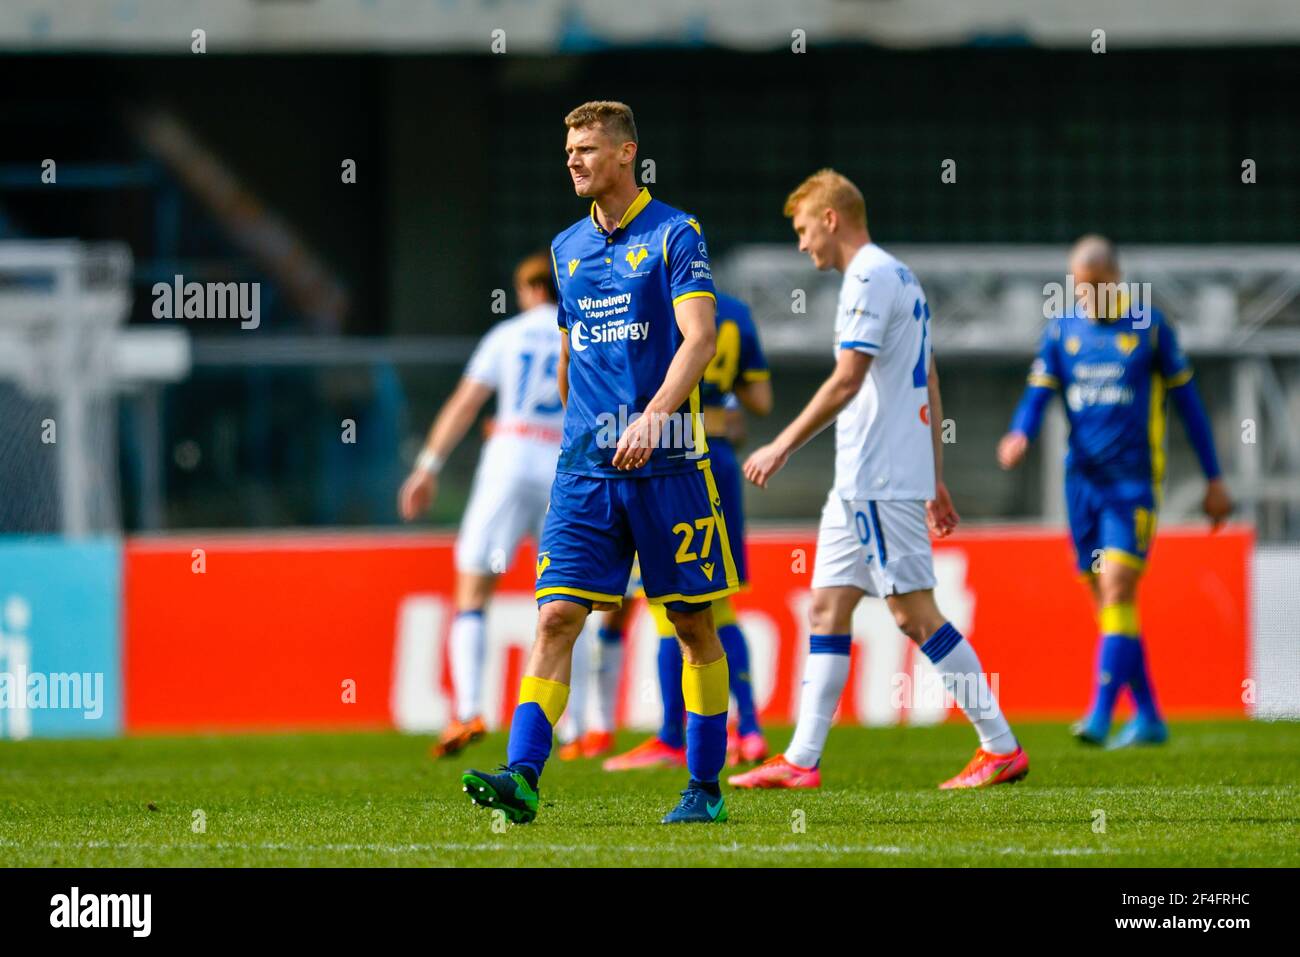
[591,187,652,233]
[1104,288,1131,322]
[618,188,653,228]
[644,584,739,606]
[703,319,742,395]
[700,461,739,589]
[1149,372,1167,502]
[672,290,716,307]
[550,246,567,330]
[1166,368,1193,389]
[1102,548,1146,573]
[689,384,710,459]
[1028,372,1060,390]
[535,586,624,605]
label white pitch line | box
[0,837,1120,857]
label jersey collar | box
[589,187,652,236]
[1078,289,1131,325]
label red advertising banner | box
[123,526,1252,733]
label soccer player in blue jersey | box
[999,235,1232,748]
[461,101,738,824]
[602,290,774,771]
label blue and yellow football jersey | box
[1011,302,1222,572]
[699,292,769,412]
[1024,306,1192,488]
[695,291,768,587]
[550,187,716,478]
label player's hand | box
[927,481,960,538]
[997,431,1029,470]
[398,470,436,521]
[612,411,662,470]
[1203,478,1232,531]
[743,442,788,489]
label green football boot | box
[661,782,728,824]
[461,765,540,824]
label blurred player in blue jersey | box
[999,235,1232,748]
[461,101,738,824]
[602,290,774,771]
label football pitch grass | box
[1,720,1296,867]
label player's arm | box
[745,266,882,488]
[721,393,750,447]
[1157,317,1232,528]
[1170,382,1232,529]
[743,349,872,488]
[557,330,570,407]
[398,377,494,520]
[926,355,959,537]
[998,321,1062,470]
[613,295,717,469]
[733,306,773,416]
[725,406,748,447]
[552,245,571,408]
[733,378,773,417]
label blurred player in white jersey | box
[734,170,1028,790]
[399,252,567,758]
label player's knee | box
[809,592,854,635]
[890,605,946,646]
[665,608,711,645]
[893,616,931,645]
[1098,571,1139,607]
[455,572,497,610]
[536,601,585,649]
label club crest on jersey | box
[1116,332,1139,355]
[624,244,649,272]
[1065,336,1081,355]
[567,258,580,277]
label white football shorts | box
[455,473,552,575]
[810,491,937,597]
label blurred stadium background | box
[0,1,1296,740]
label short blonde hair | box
[564,100,638,145]
[783,168,866,228]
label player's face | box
[791,202,835,270]
[565,125,624,198]
[515,279,545,311]
[1069,254,1119,289]
[1069,252,1121,315]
